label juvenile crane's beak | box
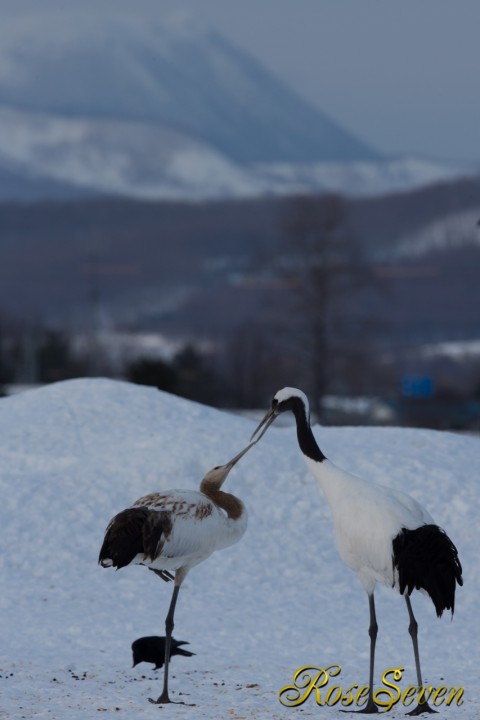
[224,440,257,470]
[202,440,258,487]
[250,406,278,442]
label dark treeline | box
[0,176,479,320]
[1,178,480,429]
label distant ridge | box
[0,9,377,165]
[0,8,474,201]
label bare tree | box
[280,193,379,418]
[223,321,299,408]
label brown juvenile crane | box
[99,442,254,704]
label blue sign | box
[401,376,435,398]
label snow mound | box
[0,378,478,718]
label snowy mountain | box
[0,10,375,161]
[390,206,480,259]
[0,106,259,200]
[0,103,472,201]
[0,8,473,202]
[0,151,88,200]
[0,378,478,717]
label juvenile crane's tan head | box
[199,441,257,520]
[200,441,256,493]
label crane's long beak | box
[250,407,278,442]
[216,413,278,478]
[224,440,257,470]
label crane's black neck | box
[289,398,326,463]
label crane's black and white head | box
[251,387,310,442]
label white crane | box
[251,387,463,715]
[99,441,254,704]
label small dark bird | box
[132,636,195,670]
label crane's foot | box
[148,693,171,704]
[148,692,177,704]
[341,698,380,713]
[148,694,191,706]
[406,701,437,715]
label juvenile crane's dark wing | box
[99,507,172,570]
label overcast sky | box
[2,0,479,163]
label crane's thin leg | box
[405,596,437,715]
[149,584,181,704]
[361,593,379,712]
[346,593,379,713]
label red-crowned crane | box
[99,441,254,704]
[251,387,463,715]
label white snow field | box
[0,378,478,719]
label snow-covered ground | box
[0,379,477,718]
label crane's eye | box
[272,398,278,409]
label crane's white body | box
[304,457,434,594]
[252,386,462,714]
[130,489,248,575]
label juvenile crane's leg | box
[405,596,437,715]
[149,583,181,704]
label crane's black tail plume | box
[392,524,463,617]
[99,507,172,570]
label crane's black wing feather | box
[99,507,172,570]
